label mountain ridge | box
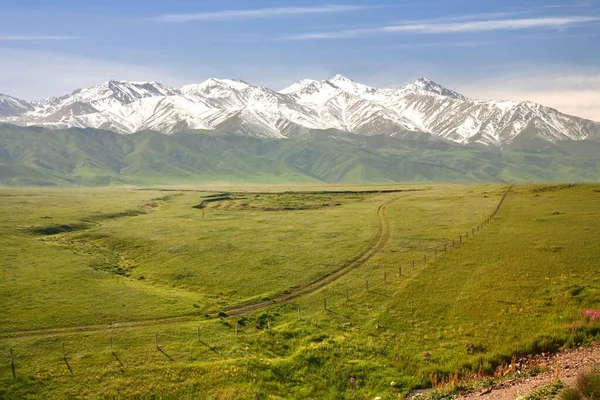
[1,123,599,186]
[1,75,598,147]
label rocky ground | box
[408,343,600,400]
[458,343,600,400]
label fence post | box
[346,288,349,301]
[197,327,200,342]
[384,271,387,283]
[298,306,301,320]
[235,323,239,336]
[155,332,159,348]
[324,298,327,310]
[424,254,427,264]
[61,342,72,374]
[398,265,402,276]
[10,348,15,379]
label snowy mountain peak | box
[1,75,598,146]
[402,77,467,100]
[329,74,354,83]
[208,78,252,89]
[31,80,177,115]
[0,94,33,117]
[320,75,382,103]
[280,79,320,94]
[182,78,254,96]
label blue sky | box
[0,0,599,119]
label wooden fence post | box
[398,265,402,276]
[235,323,239,336]
[10,348,15,379]
[61,342,72,374]
[155,332,159,348]
[346,288,349,301]
[197,327,200,342]
[324,298,327,310]
[412,260,415,269]
[298,306,301,320]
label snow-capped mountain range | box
[1,75,598,146]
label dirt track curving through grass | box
[225,195,405,315]
[0,195,404,339]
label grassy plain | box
[0,184,599,399]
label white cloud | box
[282,15,600,40]
[0,36,78,41]
[154,5,373,22]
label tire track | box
[226,195,404,315]
[0,195,404,339]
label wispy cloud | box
[282,16,600,40]
[390,40,495,49]
[540,2,595,9]
[154,5,374,22]
[0,35,78,41]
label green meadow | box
[1,184,599,399]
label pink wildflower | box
[583,309,600,320]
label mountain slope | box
[1,76,599,147]
[0,94,33,117]
[0,124,598,186]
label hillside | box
[0,124,599,186]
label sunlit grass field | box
[1,184,599,399]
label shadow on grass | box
[326,309,351,319]
[368,289,393,299]
[157,347,174,361]
[111,351,125,369]
[199,340,219,354]
[63,357,73,374]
